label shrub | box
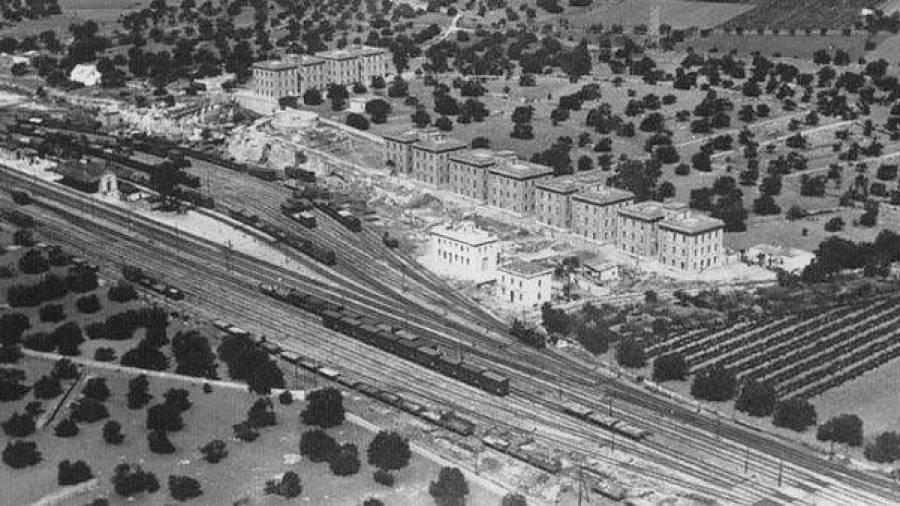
[367,431,412,472]
[76,294,101,313]
[199,439,227,463]
[330,443,361,476]
[33,374,63,399]
[112,463,160,497]
[58,459,93,485]
[39,303,65,323]
[364,499,385,506]
[148,430,176,454]
[54,417,79,437]
[301,387,345,428]
[374,468,395,486]
[83,377,111,402]
[265,471,302,498]
[103,420,125,445]
[70,398,109,423]
[94,347,116,362]
[168,475,203,501]
[2,411,35,437]
[299,429,338,462]
[202,383,212,394]
[2,440,41,468]
[278,390,293,405]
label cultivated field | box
[678,33,871,59]
[0,0,145,38]
[720,0,881,30]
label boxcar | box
[415,345,442,368]
[481,371,510,396]
[564,403,593,419]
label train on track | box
[226,206,336,265]
[481,435,562,474]
[314,200,362,232]
[259,283,510,396]
[121,265,185,300]
[563,402,651,441]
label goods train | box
[481,436,562,474]
[259,283,510,396]
[314,200,362,232]
[563,403,651,441]
[121,265,185,300]
[226,206,336,265]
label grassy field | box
[678,33,871,59]
[557,0,753,30]
[720,0,880,30]
[0,0,145,39]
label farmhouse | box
[429,221,499,280]
[497,260,554,308]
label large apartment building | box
[535,170,609,229]
[251,46,389,103]
[616,201,687,257]
[657,214,725,271]
[410,134,467,186]
[487,159,554,215]
[448,149,496,201]
[571,187,635,243]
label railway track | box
[3,167,899,503]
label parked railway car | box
[120,265,185,301]
[228,208,260,227]
[382,232,399,248]
[314,200,362,232]
[10,190,32,205]
[563,402,651,441]
[247,166,280,181]
[282,233,337,265]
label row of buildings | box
[252,45,390,104]
[387,129,727,273]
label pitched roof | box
[449,149,496,167]
[57,159,115,184]
[573,186,634,206]
[489,160,553,180]
[498,259,554,278]
[617,201,684,221]
[536,170,608,194]
[658,213,724,234]
[430,221,498,246]
[252,60,296,71]
[413,136,466,152]
[383,130,421,143]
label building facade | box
[251,60,301,100]
[657,214,725,271]
[497,260,554,307]
[383,130,420,174]
[429,221,499,278]
[448,149,496,201]
[410,134,466,185]
[487,161,554,215]
[535,170,608,229]
[616,201,686,257]
[571,187,635,243]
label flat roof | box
[252,60,296,71]
[413,137,466,152]
[318,45,385,60]
[383,130,420,143]
[449,149,496,167]
[659,213,724,235]
[498,259,554,278]
[573,186,634,206]
[536,170,608,194]
[618,201,685,222]
[430,222,498,246]
[489,160,553,180]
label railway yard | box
[2,117,900,504]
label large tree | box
[367,431,412,472]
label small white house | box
[429,221,499,280]
[69,64,102,87]
[497,259,554,308]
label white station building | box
[428,221,499,280]
[497,259,554,308]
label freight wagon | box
[121,265,185,300]
[563,403,651,441]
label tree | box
[435,115,453,131]
[330,443,361,476]
[33,374,63,399]
[301,387,345,428]
[387,76,408,97]
[168,475,203,501]
[772,398,817,432]
[615,337,646,368]
[2,440,41,469]
[303,88,323,105]
[365,98,391,123]
[127,374,152,409]
[83,377,110,402]
[3,411,35,437]
[19,250,49,274]
[691,366,737,401]
[172,331,217,379]
[148,429,176,454]
[753,194,781,215]
[265,471,302,498]
[503,493,528,506]
[471,137,490,149]
[232,420,259,442]
[364,498,386,506]
[865,432,900,463]
[52,358,78,380]
[818,414,863,447]
[373,469,395,486]
[346,113,370,130]
[824,217,844,232]
[199,439,227,463]
[112,463,160,497]
[429,467,469,506]
[76,294,101,314]
[70,398,109,423]
[652,353,688,382]
[411,108,431,128]
[247,397,276,429]
[734,381,777,417]
[108,281,137,302]
[58,460,93,486]
[121,339,168,371]
[103,420,125,445]
[299,429,338,462]
[0,313,30,346]
[54,417,79,438]
[146,403,183,432]
[367,431,412,472]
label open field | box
[678,33,871,59]
[0,0,146,38]
[0,357,501,505]
[812,355,900,436]
[720,0,880,30]
[519,0,751,31]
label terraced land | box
[647,297,900,400]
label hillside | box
[720,0,880,30]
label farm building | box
[497,259,554,308]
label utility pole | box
[744,446,749,473]
[777,459,784,487]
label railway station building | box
[429,221,499,280]
[656,213,725,272]
[534,170,609,229]
[487,159,553,215]
[571,187,635,243]
[497,259,554,308]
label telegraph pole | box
[777,459,784,487]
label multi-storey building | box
[429,221,499,279]
[879,202,900,229]
[571,187,635,243]
[657,213,725,271]
[251,46,389,103]
[383,130,421,174]
[410,133,466,185]
[487,160,554,215]
[535,170,608,229]
[448,149,496,201]
[616,201,687,257]
[497,260,554,307]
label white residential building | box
[69,64,101,87]
[429,221,499,280]
[497,260,554,308]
